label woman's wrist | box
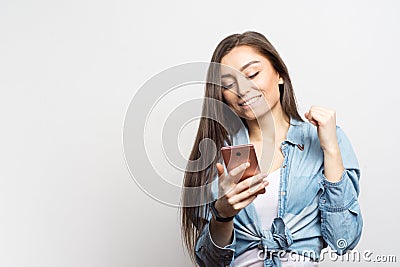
[211,200,235,222]
[323,143,344,183]
[322,143,341,156]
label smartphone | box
[221,144,261,181]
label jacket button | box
[282,164,287,168]
[258,243,264,250]
[281,191,286,196]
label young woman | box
[181,31,362,267]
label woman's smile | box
[239,95,262,109]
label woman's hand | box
[214,162,269,219]
[305,106,339,153]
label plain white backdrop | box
[1,0,399,266]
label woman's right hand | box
[214,162,269,219]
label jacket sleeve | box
[194,160,238,266]
[194,218,236,267]
[319,126,363,255]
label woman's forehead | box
[221,46,264,65]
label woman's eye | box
[222,83,234,89]
[248,71,259,79]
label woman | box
[181,31,362,267]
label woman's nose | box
[236,76,253,96]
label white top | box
[253,167,280,230]
[233,168,318,267]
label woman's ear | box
[278,77,284,84]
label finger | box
[311,108,330,119]
[231,180,269,204]
[311,107,336,125]
[228,162,250,181]
[305,110,318,121]
[216,163,224,177]
[218,162,250,196]
[305,111,318,126]
[231,194,258,212]
[307,105,329,114]
[224,172,266,199]
[234,172,268,194]
[246,177,269,195]
[307,108,326,124]
[227,179,268,200]
[308,106,331,118]
[249,179,269,194]
[309,110,324,124]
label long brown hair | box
[180,31,303,264]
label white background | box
[1,0,399,266]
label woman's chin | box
[241,108,270,120]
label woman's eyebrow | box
[240,60,261,71]
[221,73,234,79]
[221,60,261,78]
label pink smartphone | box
[221,144,261,181]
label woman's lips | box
[239,95,262,108]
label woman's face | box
[220,45,283,121]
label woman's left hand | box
[305,106,339,153]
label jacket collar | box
[285,117,305,146]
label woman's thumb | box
[216,163,224,177]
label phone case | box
[221,144,261,181]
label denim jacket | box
[194,118,363,267]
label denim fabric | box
[194,118,363,267]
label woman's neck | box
[246,103,290,144]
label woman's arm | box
[209,217,234,247]
[195,162,268,266]
[305,106,363,254]
[319,126,363,254]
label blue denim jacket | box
[194,118,363,267]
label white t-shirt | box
[233,168,318,267]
